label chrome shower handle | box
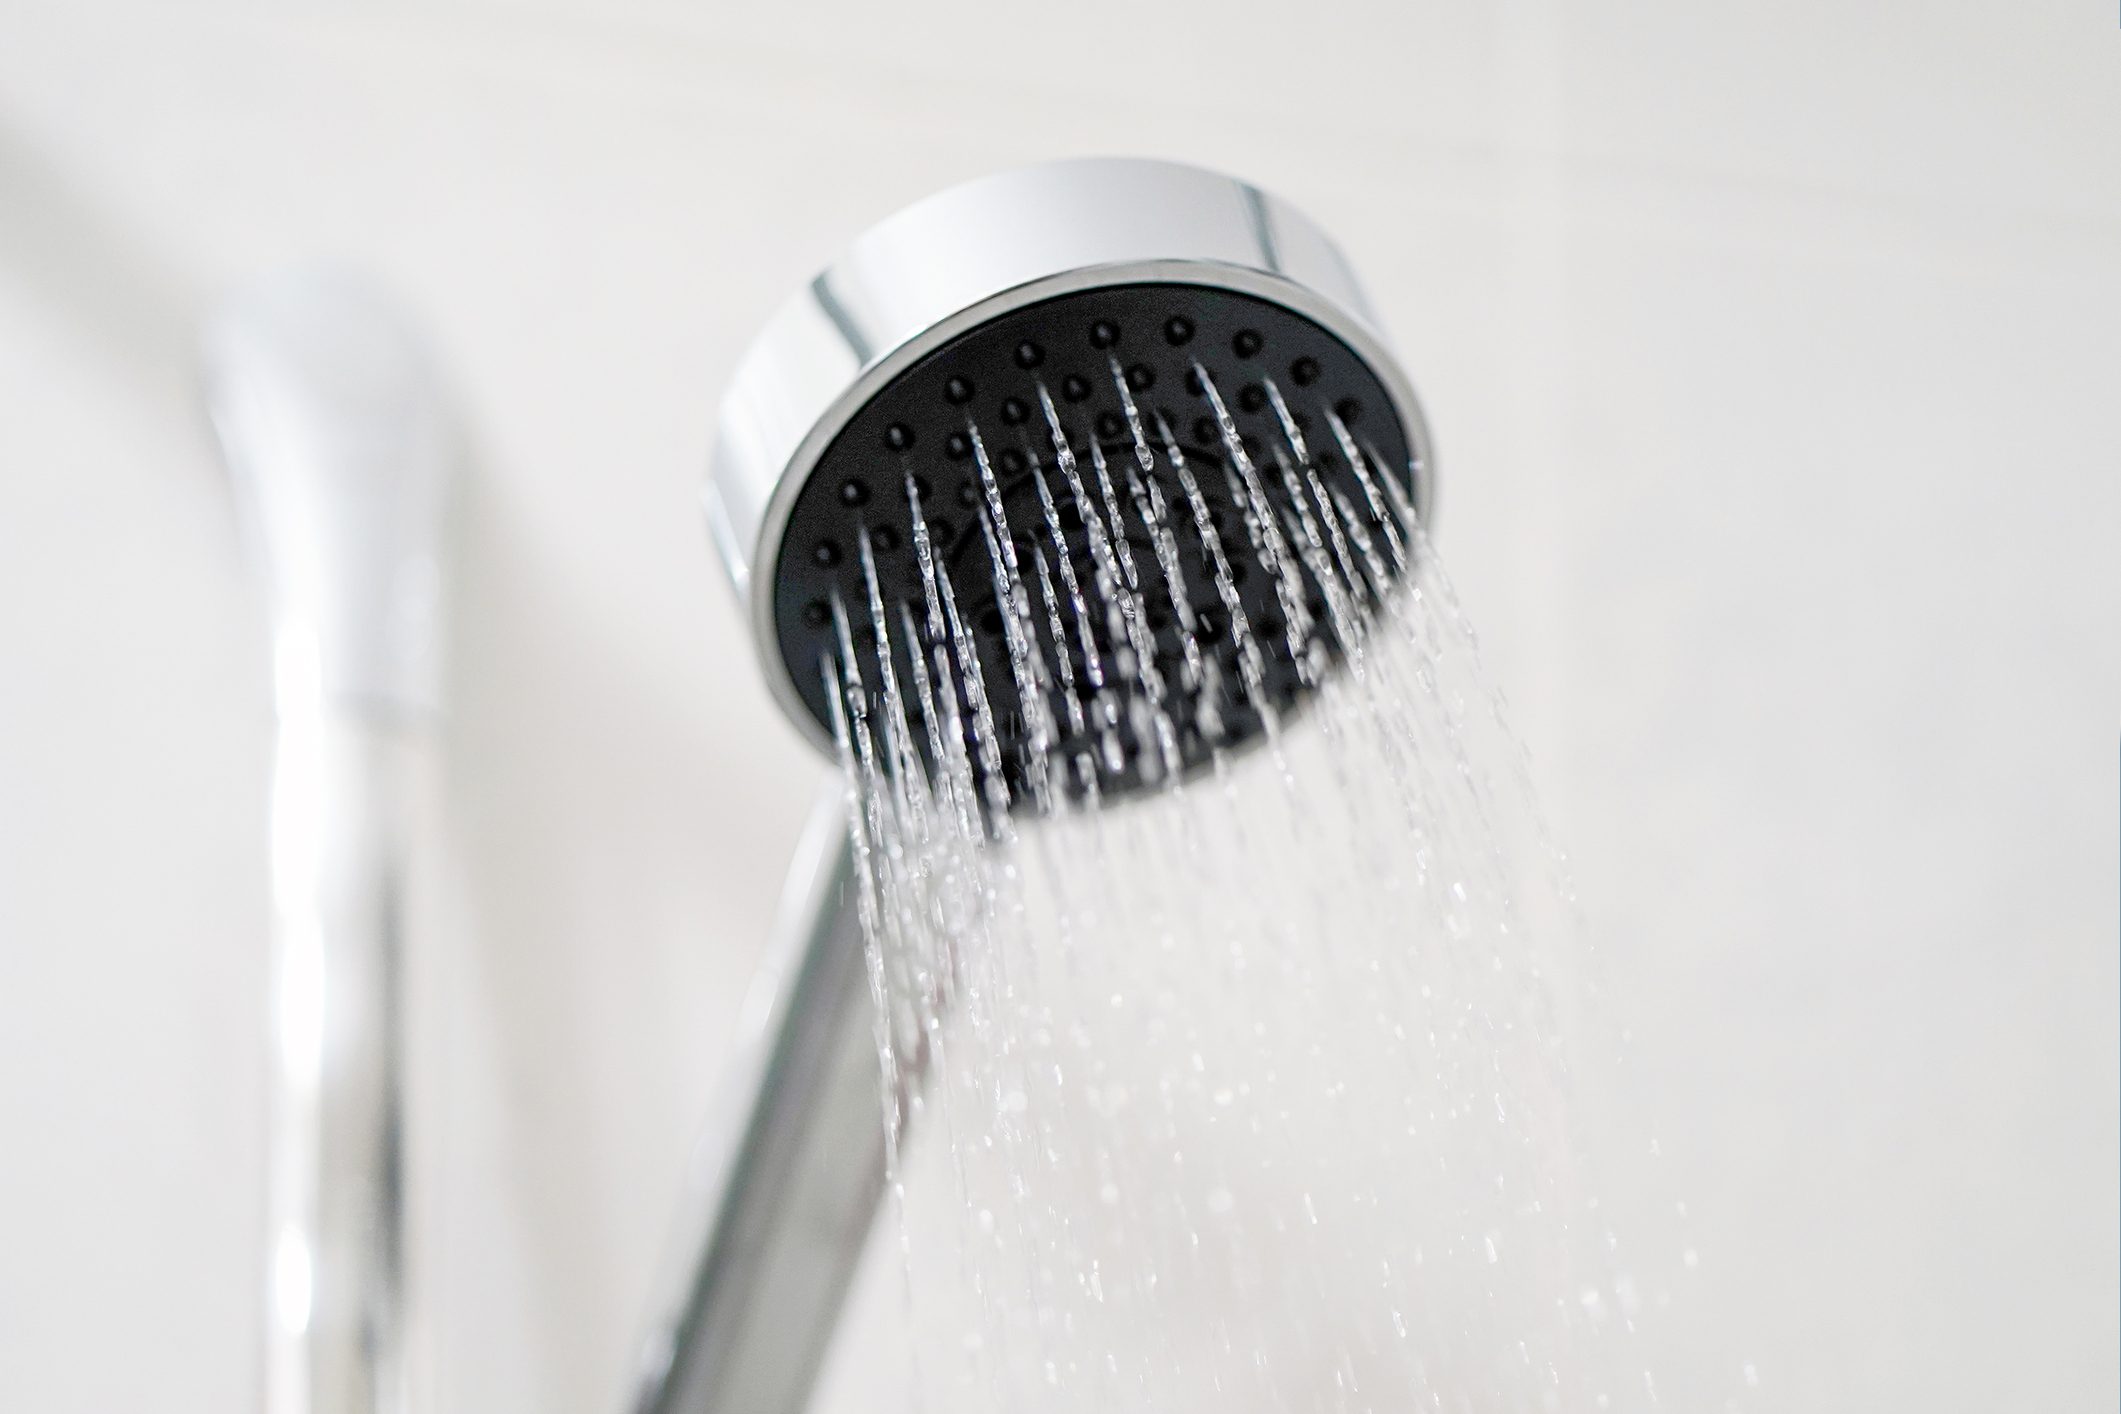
[631,783,885,1414]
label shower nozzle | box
[708,158,1434,804]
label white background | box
[1,2,2115,1410]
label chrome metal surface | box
[630,785,883,1414]
[258,713,422,1414]
[705,156,1435,758]
[204,270,454,1414]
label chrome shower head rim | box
[707,157,1436,761]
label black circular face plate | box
[771,282,1420,806]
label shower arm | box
[629,783,884,1414]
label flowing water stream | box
[823,366,1731,1412]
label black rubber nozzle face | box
[774,281,1419,805]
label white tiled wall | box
[1,3,2114,1411]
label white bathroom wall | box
[0,2,2114,1411]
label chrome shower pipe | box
[635,157,1431,1414]
[630,784,878,1414]
[204,270,454,1414]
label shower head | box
[650,164,1438,1414]
[707,157,1433,806]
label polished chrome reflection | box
[262,698,420,1414]
[204,269,454,1414]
